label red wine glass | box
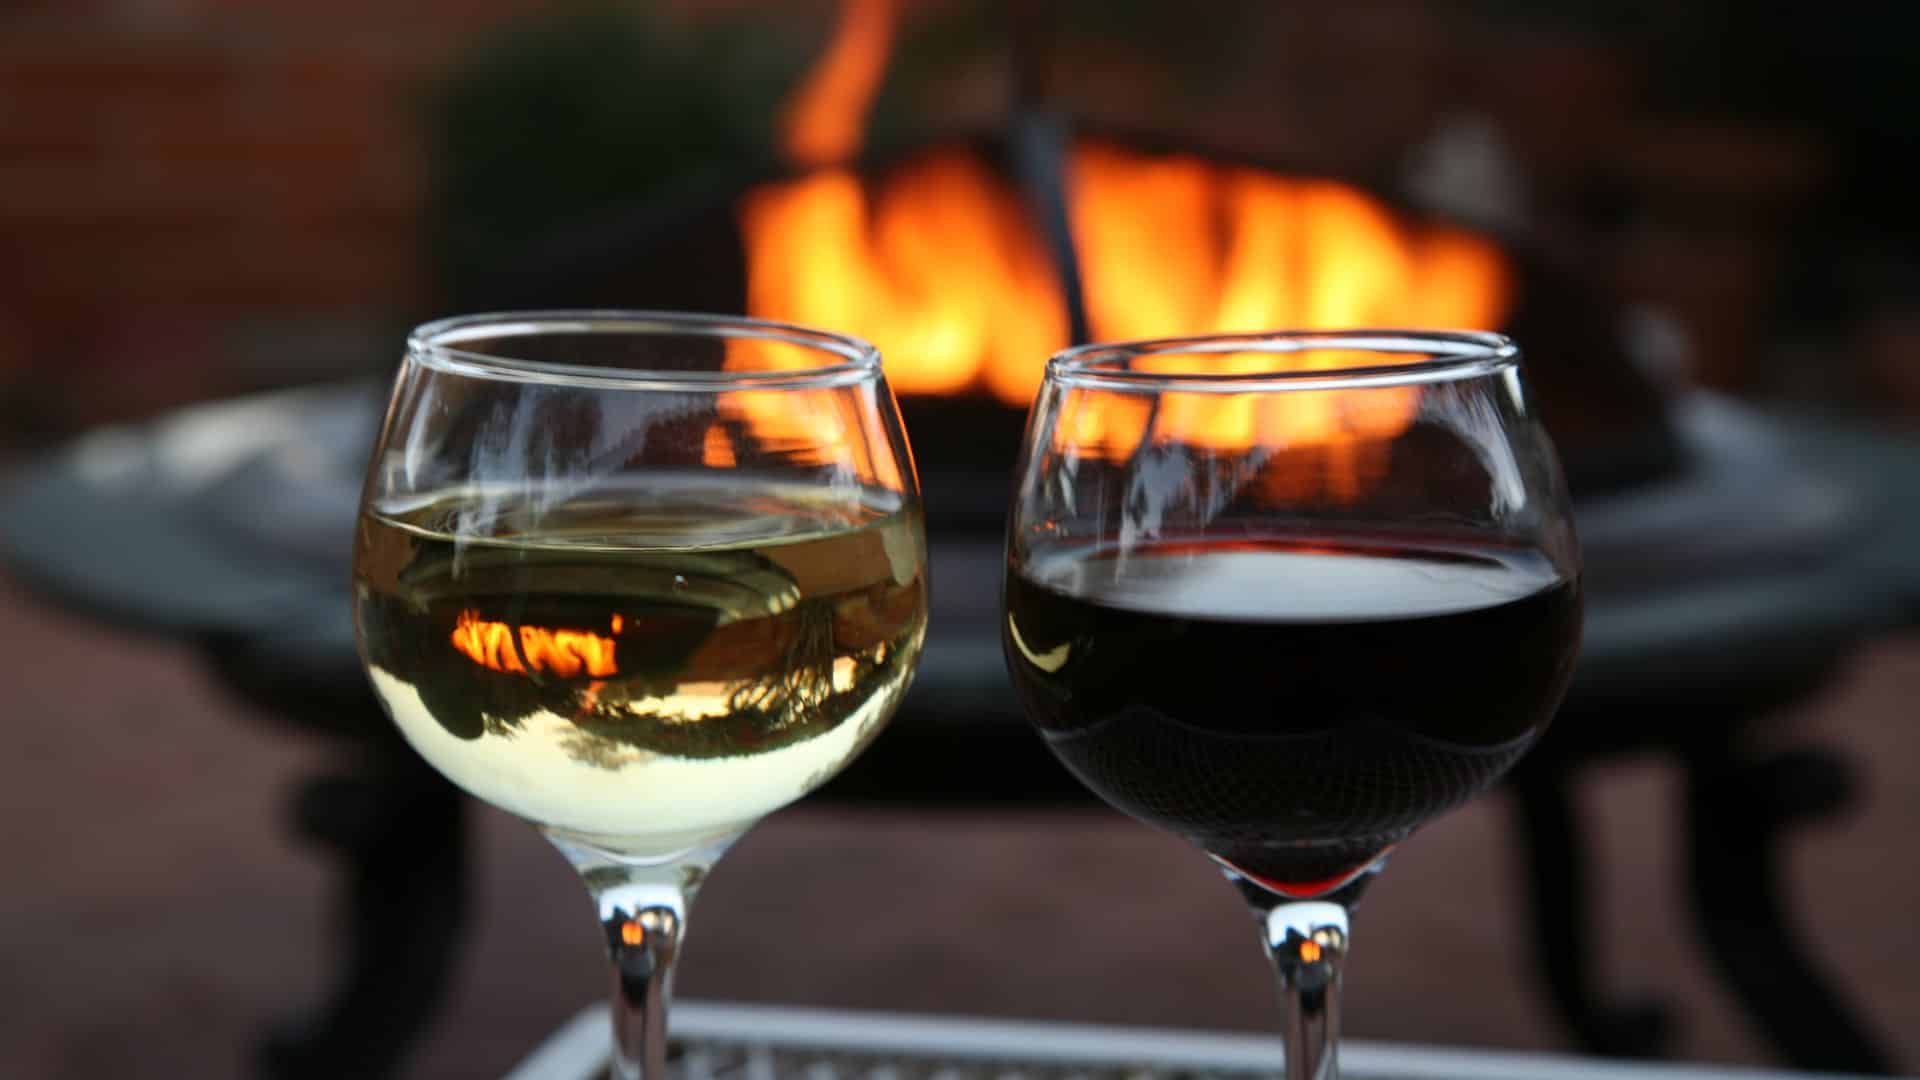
[1002,331,1581,1079]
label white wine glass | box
[352,312,927,1078]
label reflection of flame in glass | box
[449,610,620,678]
[701,425,737,468]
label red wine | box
[1003,537,1581,895]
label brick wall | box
[0,0,555,435]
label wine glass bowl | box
[1002,331,1580,1079]
[351,312,926,1078]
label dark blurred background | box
[2,1,1917,1078]
[2,0,1917,427]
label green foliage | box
[425,2,802,299]
[422,0,1271,302]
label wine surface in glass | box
[354,476,927,858]
[1004,536,1580,893]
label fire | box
[450,610,620,679]
[779,0,898,169]
[742,140,1510,415]
[1061,147,1510,480]
[730,0,1514,496]
[739,150,1067,399]
[701,423,737,468]
[740,0,1065,406]
[1073,144,1510,337]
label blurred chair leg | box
[1684,741,1897,1074]
[1510,764,1674,1058]
[256,754,468,1080]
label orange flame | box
[780,0,897,168]
[739,150,1067,400]
[1064,144,1512,463]
[741,141,1509,420]
[734,1,1512,498]
[702,423,738,468]
[449,610,620,678]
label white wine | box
[353,477,927,858]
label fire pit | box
[443,0,1680,525]
[425,1,1689,821]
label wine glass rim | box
[1047,330,1519,392]
[407,310,884,390]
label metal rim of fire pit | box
[407,309,884,391]
[1048,329,1520,394]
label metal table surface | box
[507,1002,1901,1080]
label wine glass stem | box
[1256,899,1350,1080]
[1279,974,1341,1080]
[556,834,731,1080]
[604,891,683,1080]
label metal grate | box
[507,1002,1892,1080]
